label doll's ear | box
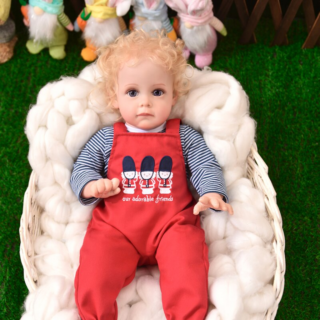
[165,0,187,13]
[112,97,119,109]
[116,0,132,16]
[172,94,178,106]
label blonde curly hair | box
[97,30,190,110]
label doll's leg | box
[195,30,217,69]
[26,40,46,54]
[48,45,66,60]
[195,53,213,69]
[183,47,190,60]
[75,223,140,320]
[81,40,98,62]
[156,224,209,320]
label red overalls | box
[75,119,209,320]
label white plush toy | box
[21,65,276,320]
[165,0,227,69]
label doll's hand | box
[209,17,227,36]
[23,18,30,27]
[82,178,121,199]
[66,22,74,31]
[193,193,233,215]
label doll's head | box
[97,30,189,129]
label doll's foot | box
[26,40,46,54]
[49,45,66,60]
[81,47,97,62]
[183,47,190,60]
[195,53,212,69]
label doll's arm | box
[70,128,114,205]
[193,193,233,215]
[209,16,227,36]
[58,12,74,31]
[20,2,29,27]
[181,125,230,212]
[75,8,90,32]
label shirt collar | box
[125,122,166,133]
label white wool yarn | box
[243,284,275,314]
[210,275,244,320]
[21,65,276,319]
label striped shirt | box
[70,124,228,207]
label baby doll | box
[70,30,233,320]
[131,0,177,41]
[165,0,227,69]
[75,0,129,62]
[20,0,73,60]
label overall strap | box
[166,118,181,134]
[113,122,127,135]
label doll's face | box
[141,171,153,180]
[113,58,177,130]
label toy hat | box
[86,0,117,19]
[29,0,64,15]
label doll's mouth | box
[138,113,153,116]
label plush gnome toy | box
[0,0,17,63]
[20,0,73,60]
[131,0,177,41]
[165,0,227,68]
[75,0,130,62]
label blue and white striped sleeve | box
[180,125,229,204]
[70,127,113,206]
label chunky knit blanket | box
[22,65,276,320]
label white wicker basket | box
[20,143,285,319]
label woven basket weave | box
[20,143,285,319]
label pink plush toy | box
[165,0,227,69]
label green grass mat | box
[0,18,319,319]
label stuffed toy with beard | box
[165,0,227,69]
[131,0,177,41]
[20,0,73,60]
[75,0,131,62]
[0,0,18,63]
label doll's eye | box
[127,90,138,97]
[153,89,164,96]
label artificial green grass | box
[0,18,319,319]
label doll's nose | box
[139,95,151,107]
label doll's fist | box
[82,178,120,199]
